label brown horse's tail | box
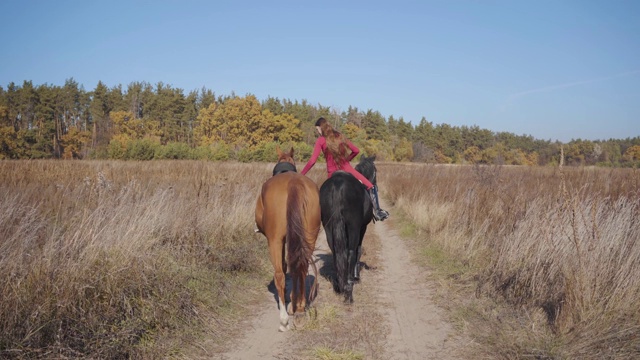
[286,178,318,313]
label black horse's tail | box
[286,178,318,312]
[327,195,349,294]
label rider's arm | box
[346,140,360,161]
[301,137,324,175]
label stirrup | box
[374,209,389,221]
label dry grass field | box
[380,163,640,359]
[1,160,638,359]
[0,160,277,358]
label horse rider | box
[300,117,389,221]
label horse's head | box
[277,146,295,165]
[273,146,297,176]
[355,155,377,185]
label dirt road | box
[218,203,463,359]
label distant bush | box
[155,141,193,159]
[107,139,127,159]
[189,142,232,161]
[126,138,158,160]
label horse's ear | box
[370,155,376,161]
[289,146,295,158]
[276,145,283,157]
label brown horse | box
[255,146,321,331]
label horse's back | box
[256,172,320,236]
[320,172,369,222]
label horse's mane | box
[355,155,376,185]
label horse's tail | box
[327,195,349,294]
[286,178,318,312]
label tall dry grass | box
[0,160,274,358]
[379,163,640,359]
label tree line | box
[1,79,639,166]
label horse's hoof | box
[290,312,308,329]
[279,324,287,332]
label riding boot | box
[368,186,389,221]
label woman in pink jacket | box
[301,117,389,221]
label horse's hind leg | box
[275,270,288,332]
[355,224,367,281]
[354,245,362,281]
[345,249,357,303]
[268,235,288,331]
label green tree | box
[387,115,398,136]
[394,137,414,162]
[413,117,435,146]
[146,82,188,144]
[262,96,284,115]
[396,117,413,140]
[198,87,216,110]
[343,106,363,127]
[362,109,389,141]
[90,81,114,149]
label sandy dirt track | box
[217,200,464,359]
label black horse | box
[319,155,377,303]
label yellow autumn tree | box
[623,145,640,161]
[435,150,453,164]
[342,122,368,151]
[262,110,303,143]
[194,95,264,147]
[217,95,264,147]
[111,111,160,142]
[195,95,303,149]
[0,105,7,124]
[60,126,91,159]
[0,126,17,159]
[194,102,221,146]
[463,146,482,164]
[526,151,539,166]
[507,148,528,165]
[363,138,394,160]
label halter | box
[272,161,297,176]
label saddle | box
[272,162,297,176]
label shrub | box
[155,142,193,159]
[126,138,158,160]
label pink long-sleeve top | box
[301,136,359,176]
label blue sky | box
[1,1,638,142]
